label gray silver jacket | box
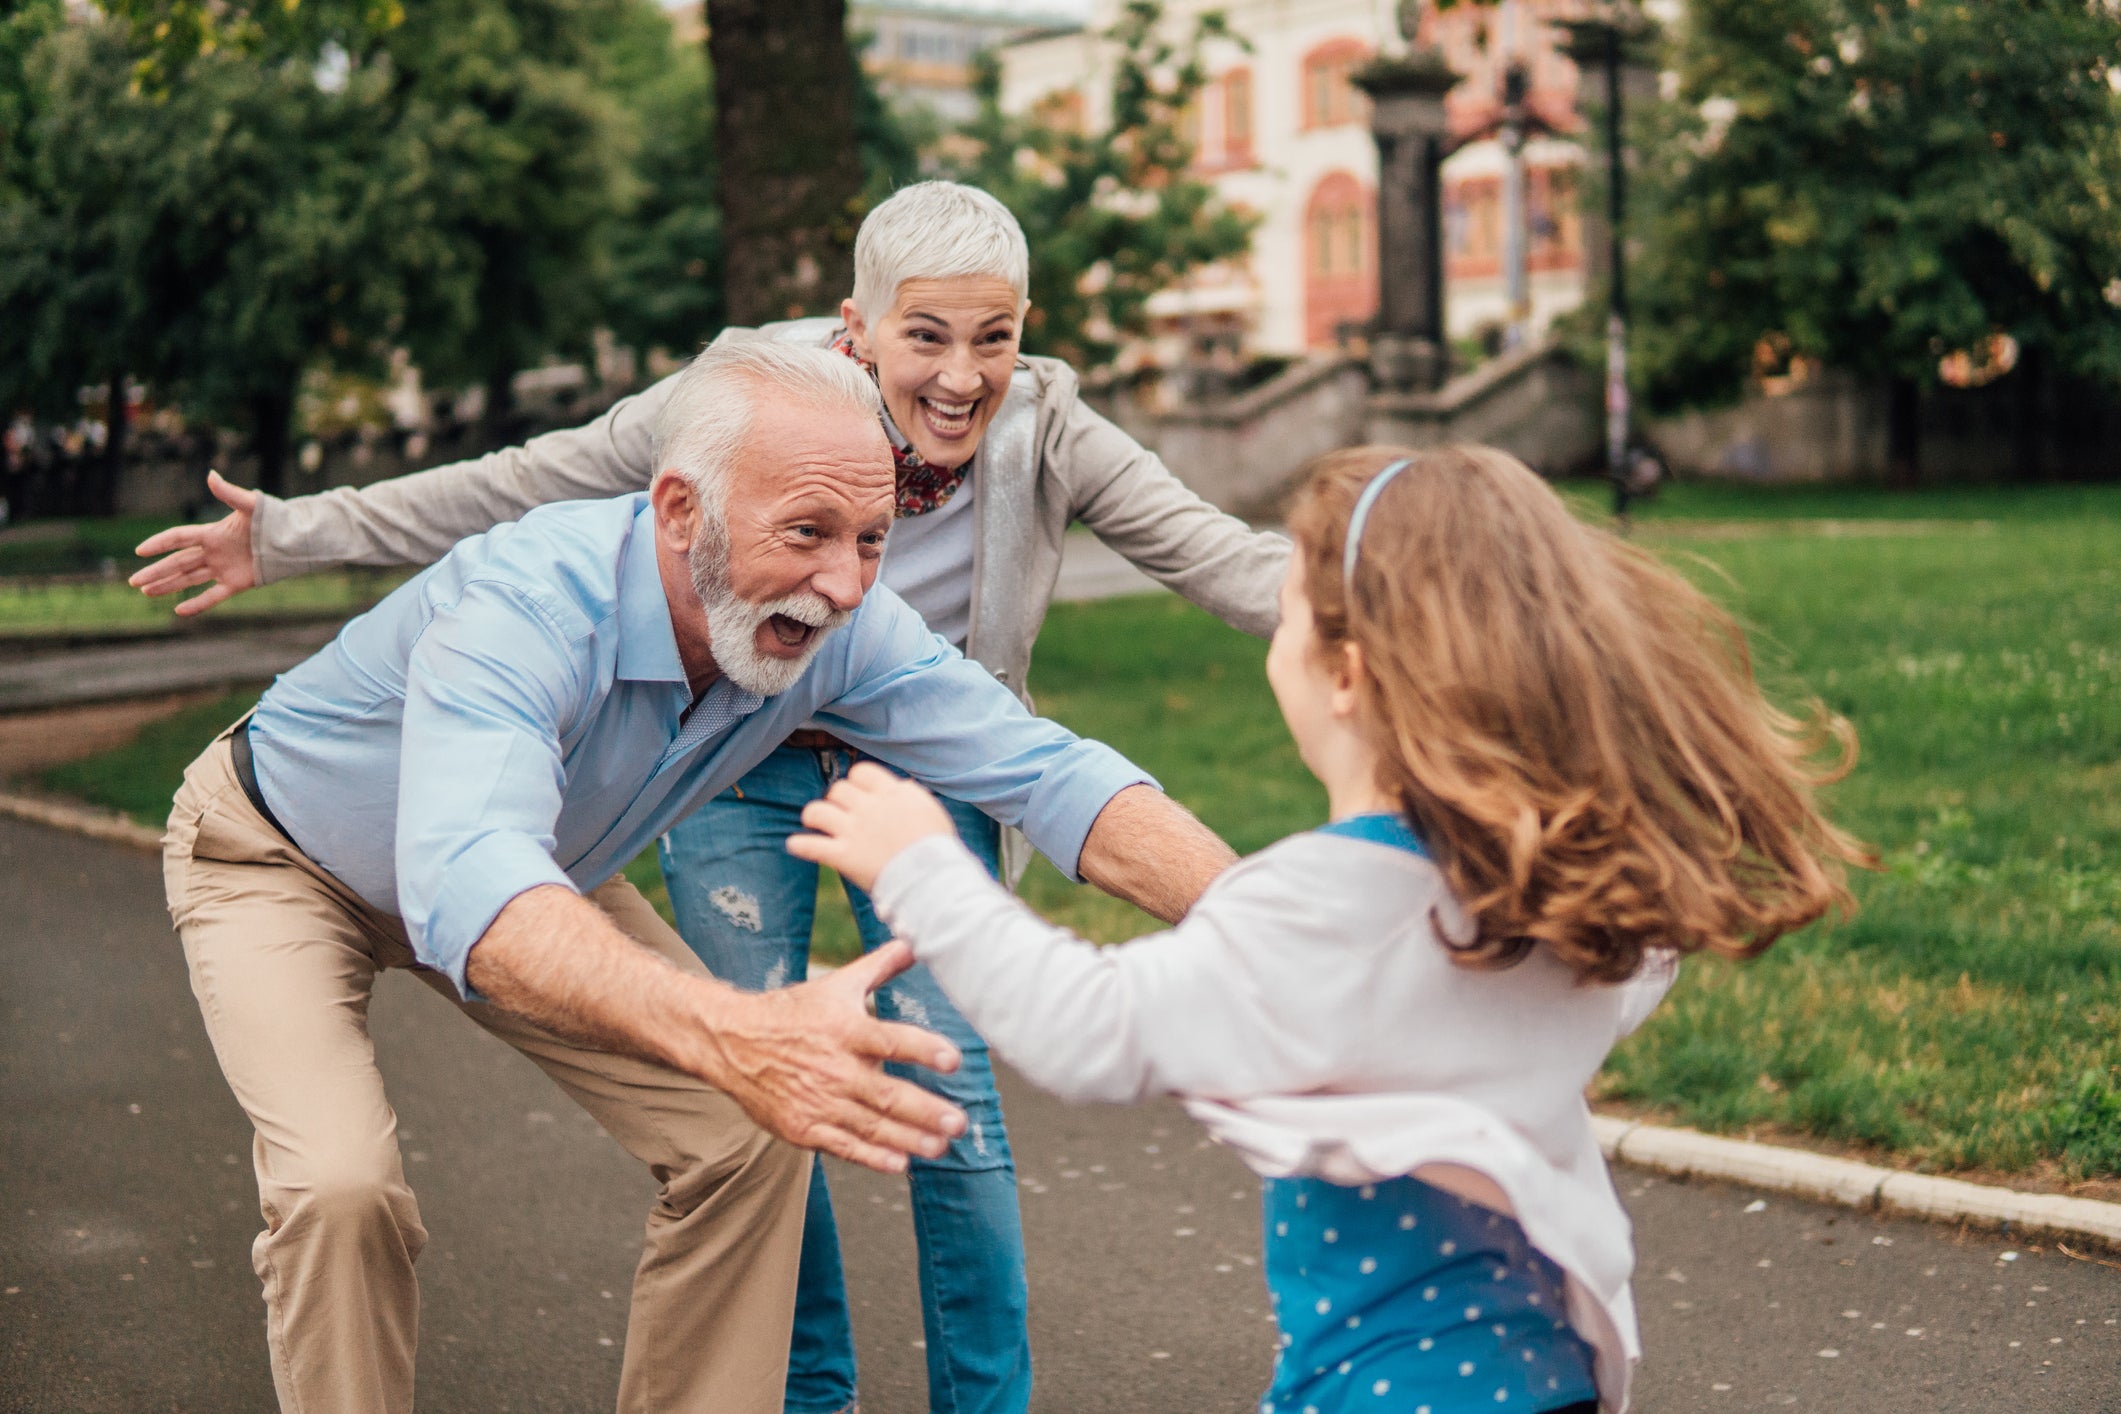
[249,320,1289,694]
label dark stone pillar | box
[1355,52,1459,394]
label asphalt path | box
[3,814,2117,1412]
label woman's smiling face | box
[841,276,1023,470]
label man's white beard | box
[688,531,851,697]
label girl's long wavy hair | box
[1289,445,1873,984]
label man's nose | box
[810,539,867,612]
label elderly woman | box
[134,181,1288,1414]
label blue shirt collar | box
[1316,811,1428,856]
[615,499,688,685]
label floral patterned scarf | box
[831,331,972,518]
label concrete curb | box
[1593,1115,2121,1250]
[0,791,162,853]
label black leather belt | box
[230,715,296,844]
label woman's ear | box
[1329,640,1366,720]
[840,297,873,360]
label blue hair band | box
[1342,457,1414,590]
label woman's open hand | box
[787,762,955,893]
[129,471,259,616]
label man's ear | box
[840,297,872,360]
[650,470,699,553]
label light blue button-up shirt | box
[248,494,1153,996]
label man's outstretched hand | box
[129,470,259,616]
[467,885,967,1177]
[702,941,968,1174]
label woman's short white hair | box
[851,181,1031,322]
[653,340,883,515]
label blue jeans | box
[659,744,1031,1414]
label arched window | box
[1222,66,1254,165]
[1303,172,1376,347]
[1300,39,1372,130]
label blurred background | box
[3,0,2121,1189]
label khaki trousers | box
[163,733,810,1414]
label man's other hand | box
[705,941,966,1174]
[130,470,259,616]
[786,761,955,892]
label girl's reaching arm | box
[791,766,1340,1105]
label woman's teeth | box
[920,397,977,434]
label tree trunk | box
[709,0,864,326]
[1885,374,1921,489]
[251,386,294,498]
[481,364,519,450]
[95,372,128,518]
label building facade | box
[998,0,1598,363]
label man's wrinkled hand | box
[706,940,964,1174]
[130,470,259,616]
[786,762,955,893]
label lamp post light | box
[1559,3,1657,519]
[1354,48,1462,395]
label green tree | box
[595,1,722,362]
[375,0,639,441]
[943,1,1257,368]
[1630,0,2121,481]
[0,16,411,498]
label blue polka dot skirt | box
[1257,1174,1600,1414]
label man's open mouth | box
[918,395,980,439]
[767,614,817,650]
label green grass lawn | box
[29,481,2121,1183]
[0,569,411,636]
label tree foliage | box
[1630,0,2121,428]
[942,1,1258,368]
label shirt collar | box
[615,498,688,685]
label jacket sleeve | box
[1040,365,1290,640]
[247,372,681,584]
[871,836,1347,1105]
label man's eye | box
[793,525,820,539]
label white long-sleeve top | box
[871,828,1678,1413]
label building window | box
[1301,40,1371,130]
[1303,171,1376,346]
[1222,66,1253,164]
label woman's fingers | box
[174,581,242,617]
[130,526,208,566]
[128,548,207,594]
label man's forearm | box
[464,884,732,1080]
[1076,784,1237,924]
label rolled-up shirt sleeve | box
[395,580,588,997]
[815,595,1154,881]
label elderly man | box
[162,340,1233,1414]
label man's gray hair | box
[851,181,1031,321]
[653,339,883,513]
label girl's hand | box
[788,762,955,893]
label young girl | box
[790,445,1868,1413]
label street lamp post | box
[1560,4,1655,519]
